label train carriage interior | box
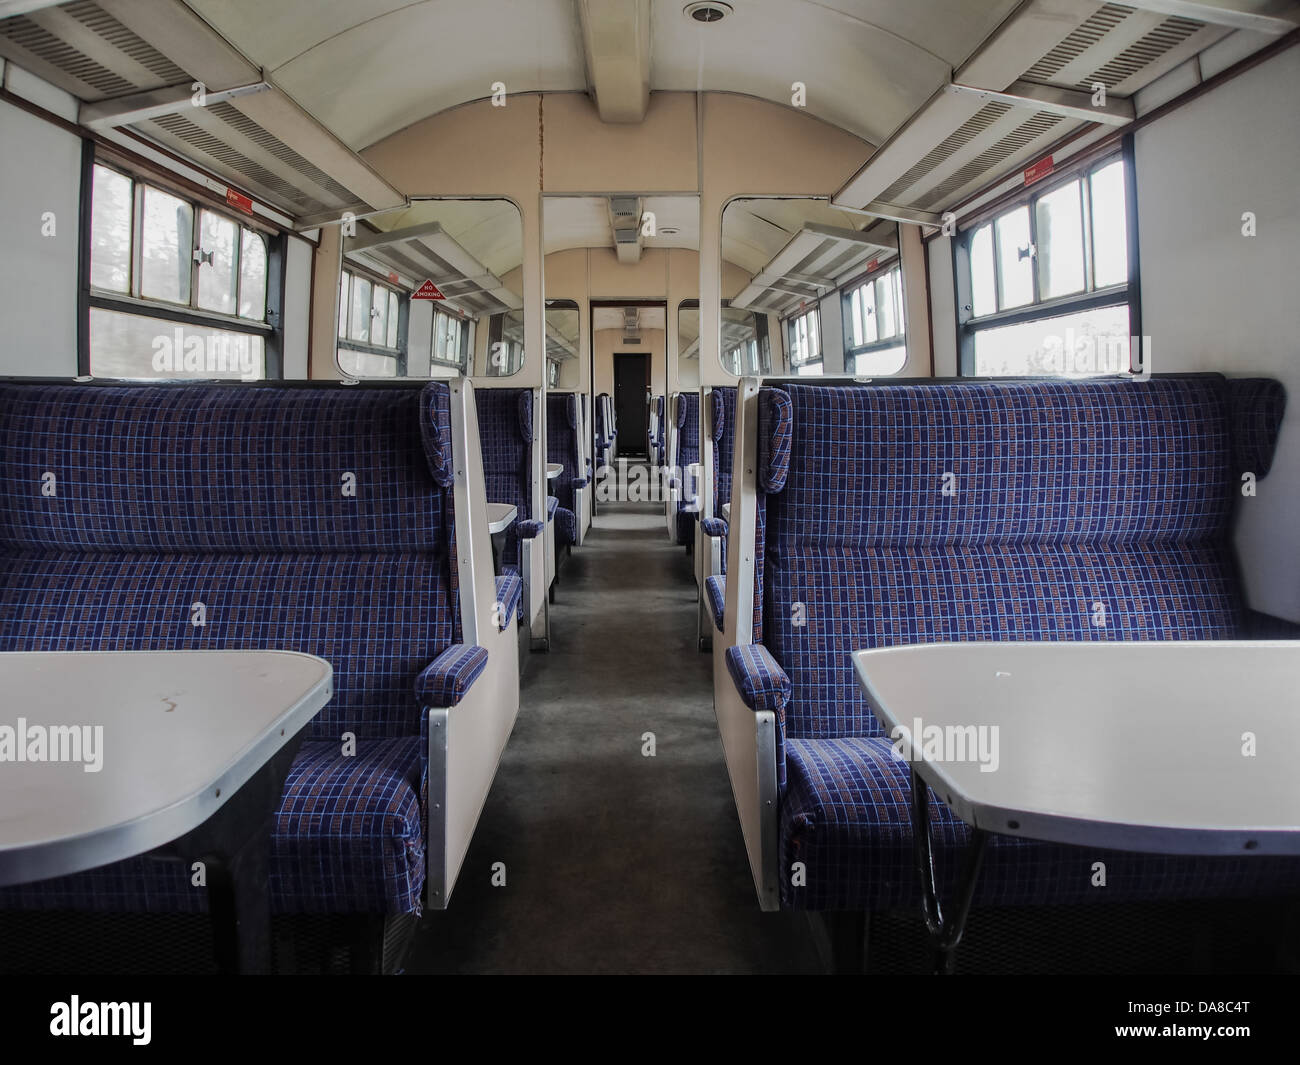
[0,0,1298,1010]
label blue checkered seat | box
[673,392,700,545]
[476,388,542,585]
[0,382,483,916]
[546,392,585,547]
[731,377,1300,911]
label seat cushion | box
[0,738,425,915]
[781,736,1300,911]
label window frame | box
[336,264,409,376]
[431,307,472,373]
[954,136,1142,378]
[840,256,907,372]
[783,304,823,374]
[82,155,283,379]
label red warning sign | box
[225,188,254,215]
[411,279,446,300]
[1023,156,1055,186]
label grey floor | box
[407,485,819,974]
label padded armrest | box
[494,573,522,629]
[517,519,544,539]
[572,476,590,488]
[725,644,791,717]
[701,516,728,539]
[705,574,726,633]
[414,644,488,708]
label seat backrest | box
[0,382,459,741]
[755,377,1279,740]
[475,387,534,569]
[710,385,737,512]
[546,391,581,512]
[675,391,700,513]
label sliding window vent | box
[0,0,403,223]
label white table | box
[487,502,517,534]
[0,650,333,973]
[546,462,562,480]
[852,640,1300,971]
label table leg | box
[910,766,988,975]
[161,731,304,975]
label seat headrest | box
[709,388,726,443]
[1227,378,1286,478]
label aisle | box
[408,490,815,973]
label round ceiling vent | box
[684,2,732,23]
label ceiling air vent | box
[684,3,732,24]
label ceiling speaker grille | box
[1082,16,1204,90]
[0,14,135,96]
[207,102,358,205]
[878,101,1011,205]
[63,1,189,85]
[920,110,1065,209]
[1021,4,1132,83]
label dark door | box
[613,354,649,457]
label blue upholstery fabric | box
[759,379,1244,743]
[749,377,1294,912]
[475,387,534,572]
[705,574,726,632]
[0,381,461,915]
[724,643,791,715]
[594,392,612,467]
[546,392,583,519]
[517,519,543,539]
[701,516,727,539]
[1227,378,1286,478]
[414,644,488,707]
[673,392,701,545]
[711,386,737,575]
[0,737,425,915]
[781,736,1300,910]
[554,505,578,546]
[495,572,522,627]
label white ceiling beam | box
[949,79,1135,126]
[1114,0,1300,34]
[79,79,270,130]
[837,201,944,227]
[577,0,651,123]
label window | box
[959,152,1137,377]
[432,309,471,372]
[843,261,907,375]
[337,269,405,377]
[785,306,821,375]
[88,162,273,380]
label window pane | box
[855,344,906,376]
[370,285,388,348]
[140,186,193,304]
[338,272,350,337]
[995,206,1033,310]
[861,282,878,343]
[90,165,132,293]
[1090,160,1129,289]
[239,230,267,320]
[1035,179,1086,300]
[970,223,996,317]
[90,308,265,380]
[876,276,896,339]
[196,209,238,314]
[350,278,371,342]
[339,348,397,377]
[893,271,906,333]
[972,304,1131,377]
[387,291,400,348]
[795,361,823,377]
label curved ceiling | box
[186,0,1023,149]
